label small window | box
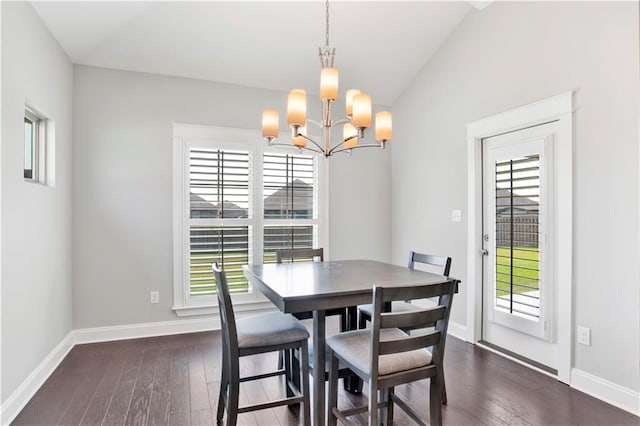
[24,106,48,184]
[24,109,39,181]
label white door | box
[482,123,558,371]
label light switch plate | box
[452,209,462,222]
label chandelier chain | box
[325,0,330,48]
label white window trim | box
[466,91,573,383]
[172,123,328,317]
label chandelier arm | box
[330,142,384,156]
[329,118,351,128]
[306,119,323,128]
[268,141,296,148]
[266,139,324,155]
[297,144,324,155]
[327,138,351,155]
[299,134,326,153]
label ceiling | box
[31,1,473,106]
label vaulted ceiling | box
[31,1,473,105]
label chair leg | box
[327,351,340,426]
[284,349,294,397]
[442,367,448,405]
[368,381,378,426]
[227,378,239,426]
[379,388,389,425]
[429,368,443,426]
[278,349,284,370]
[217,366,227,424]
[386,387,394,425]
[300,341,311,426]
[291,348,301,395]
[225,353,240,426]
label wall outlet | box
[577,326,590,346]
[150,291,160,304]
[452,209,462,222]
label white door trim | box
[465,92,573,383]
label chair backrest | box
[213,263,239,361]
[276,248,324,264]
[408,251,452,277]
[369,280,456,388]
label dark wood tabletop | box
[244,259,456,313]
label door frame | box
[465,92,573,383]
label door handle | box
[481,249,489,256]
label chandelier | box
[261,0,392,157]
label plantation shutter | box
[263,153,318,263]
[189,148,251,295]
[494,154,541,320]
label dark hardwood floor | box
[12,323,638,426]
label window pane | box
[190,148,250,218]
[190,225,250,295]
[264,153,315,219]
[24,117,34,179]
[495,155,540,320]
[263,225,317,263]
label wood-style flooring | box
[12,324,639,425]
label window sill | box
[173,300,277,317]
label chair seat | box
[327,328,432,376]
[237,311,309,348]
[358,301,419,317]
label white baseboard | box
[570,368,640,416]
[74,305,278,344]
[74,317,219,344]
[447,320,468,341]
[0,332,75,426]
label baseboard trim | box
[570,368,640,416]
[446,320,468,341]
[0,331,75,425]
[74,306,277,345]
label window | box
[173,125,325,316]
[23,106,51,185]
[263,153,318,263]
[24,108,41,181]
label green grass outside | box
[189,251,282,295]
[495,246,539,297]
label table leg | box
[313,310,326,426]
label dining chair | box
[358,251,452,327]
[213,263,311,426]
[326,280,456,426]
[358,250,452,403]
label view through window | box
[187,148,319,297]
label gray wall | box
[392,1,639,391]
[1,2,74,402]
[72,65,391,329]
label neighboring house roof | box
[190,179,313,218]
[264,179,313,212]
[495,189,538,214]
[190,192,247,218]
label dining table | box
[243,259,458,425]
